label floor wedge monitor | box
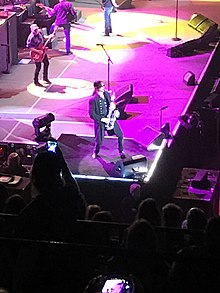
[188,13,218,35]
[113,155,147,178]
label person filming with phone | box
[16,142,87,242]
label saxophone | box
[105,92,120,130]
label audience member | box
[0,184,9,213]
[204,215,220,257]
[161,203,185,262]
[126,218,158,252]
[85,204,102,220]
[182,207,207,246]
[92,210,113,222]
[120,183,141,223]
[169,216,220,293]
[182,207,207,230]
[0,184,11,237]
[162,203,183,228]
[90,211,113,246]
[12,149,88,293]
[15,149,86,241]
[201,216,220,291]
[0,152,28,177]
[136,198,161,226]
[3,194,26,215]
[107,219,170,293]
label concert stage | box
[0,0,220,211]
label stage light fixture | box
[183,71,197,86]
[160,122,172,139]
[32,113,55,142]
[178,112,202,130]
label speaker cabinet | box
[112,155,147,178]
[167,36,211,58]
[188,13,218,35]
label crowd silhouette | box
[0,146,219,292]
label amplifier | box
[113,155,147,178]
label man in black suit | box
[89,80,125,159]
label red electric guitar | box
[30,33,54,62]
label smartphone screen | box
[47,141,57,153]
[101,279,125,293]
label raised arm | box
[36,3,55,16]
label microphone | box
[160,106,168,111]
[96,43,105,46]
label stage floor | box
[0,0,219,178]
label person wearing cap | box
[89,80,125,159]
[42,0,76,55]
[26,24,52,87]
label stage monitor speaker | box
[167,36,210,58]
[117,0,132,9]
[183,71,196,86]
[188,13,218,35]
[112,155,147,178]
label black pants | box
[94,120,124,155]
[34,54,49,82]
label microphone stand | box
[172,0,181,41]
[99,44,113,90]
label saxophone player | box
[89,81,126,159]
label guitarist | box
[40,0,77,55]
[26,24,52,87]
